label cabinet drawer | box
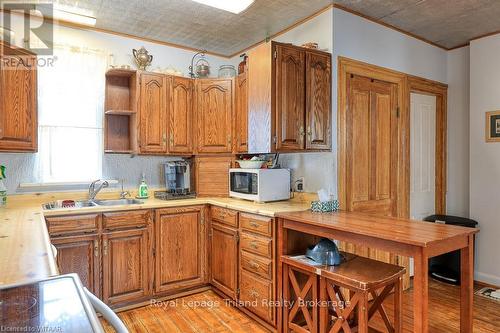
[240,213,272,237]
[46,214,100,236]
[239,270,274,323]
[240,233,272,258]
[103,210,150,230]
[210,206,238,227]
[241,251,272,280]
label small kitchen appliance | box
[155,160,196,200]
[229,168,290,202]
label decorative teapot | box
[133,46,153,70]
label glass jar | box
[218,65,236,78]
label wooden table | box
[276,211,479,333]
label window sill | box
[18,180,118,193]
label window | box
[36,45,108,183]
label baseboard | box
[475,272,500,288]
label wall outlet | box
[295,177,305,192]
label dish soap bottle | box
[138,173,149,199]
[0,165,7,207]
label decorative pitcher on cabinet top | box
[133,46,153,70]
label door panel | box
[410,93,437,220]
[169,76,193,153]
[155,207,206,293]
[305,51,331,150]
[139,73,166,153]
[196,78,233,153]
[347,75,398,216]
[235,72,248,152]
[102,228,150,305]
[210,223,238,299]
[52,234,100,297]
[275,44,305,150]
[0,53,37,152]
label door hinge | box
[235,231,240,243]
[396,107,400,118]
[273,50,277,59]
[201,214,205,226]
[236,288,240,297]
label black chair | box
[423,215,478,285]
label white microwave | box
[229,168,291,202]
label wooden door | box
[0,48,37,152]
[139,72,167,154]
[210,223,238,299]
[52,234,100,297]
[196,78,234,153]
[168,76,193,154]
[235,72,248,153]
[154,206,207,294]
[275,44,305,151]
[346,74,399,216]
[305,51,331,150]
[102,228,150,305]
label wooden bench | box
[281,253,405,333]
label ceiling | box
[55,0,500,56]
[335,0,500,49]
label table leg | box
[460,235,474,333]
[413,249,429,333]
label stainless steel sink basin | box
[42,200,97,210]
[93,199,144,206]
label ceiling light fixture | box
[191,0,254,14]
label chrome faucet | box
[88,179,109,200]
[119,179,131,199]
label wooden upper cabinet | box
[168,76,193,154]
[305,51,331,150]
[52,234,100,298]
[235,72,248,153]
[102,227,151,305]
[275,43,305,151]
[138,72,167,154]
[154,206,207,294]
[0,42,37,152]
[196,78,234,153]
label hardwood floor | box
[102,280,500,332]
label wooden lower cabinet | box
[239,269,274,323]
[210,222,239,299]
[102,228,151,305]
[52,234,100,297]
[154,206,207,294]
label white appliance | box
[229,168,290,202]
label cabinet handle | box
[299,126,305,144]
[169,133,174,145]
[250,289,260,298]
[249,221,260,228]
[307,126,312,142]
[227,135,232,145]
[103,239,108,256]
[162,133,167,144]
[249,241,259,249]
[249,260,260,269]
[94,240,99,257]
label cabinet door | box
[139,72,167,154]
[196,78,234,153]
[154,206,207,294]
[168,76,193,154]
[305,51,331,150]
[275,44,305,151]
[102,228,150,305]
[235,72,248,153]
[0,51,37,152]
[210,223,238,299]
[52,234,100,297]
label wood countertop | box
[276,210,479,248]
[0,192,312,286]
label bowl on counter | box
[236,160,266,169]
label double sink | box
[43,198,144,210]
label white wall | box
[447,47,470,217]
[0,15,235,194]
[469,35,500,285]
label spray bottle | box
[0,165,7,207]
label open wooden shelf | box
[106,68,136,77]
[104,149,135,154]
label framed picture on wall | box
[485,110,500,142]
